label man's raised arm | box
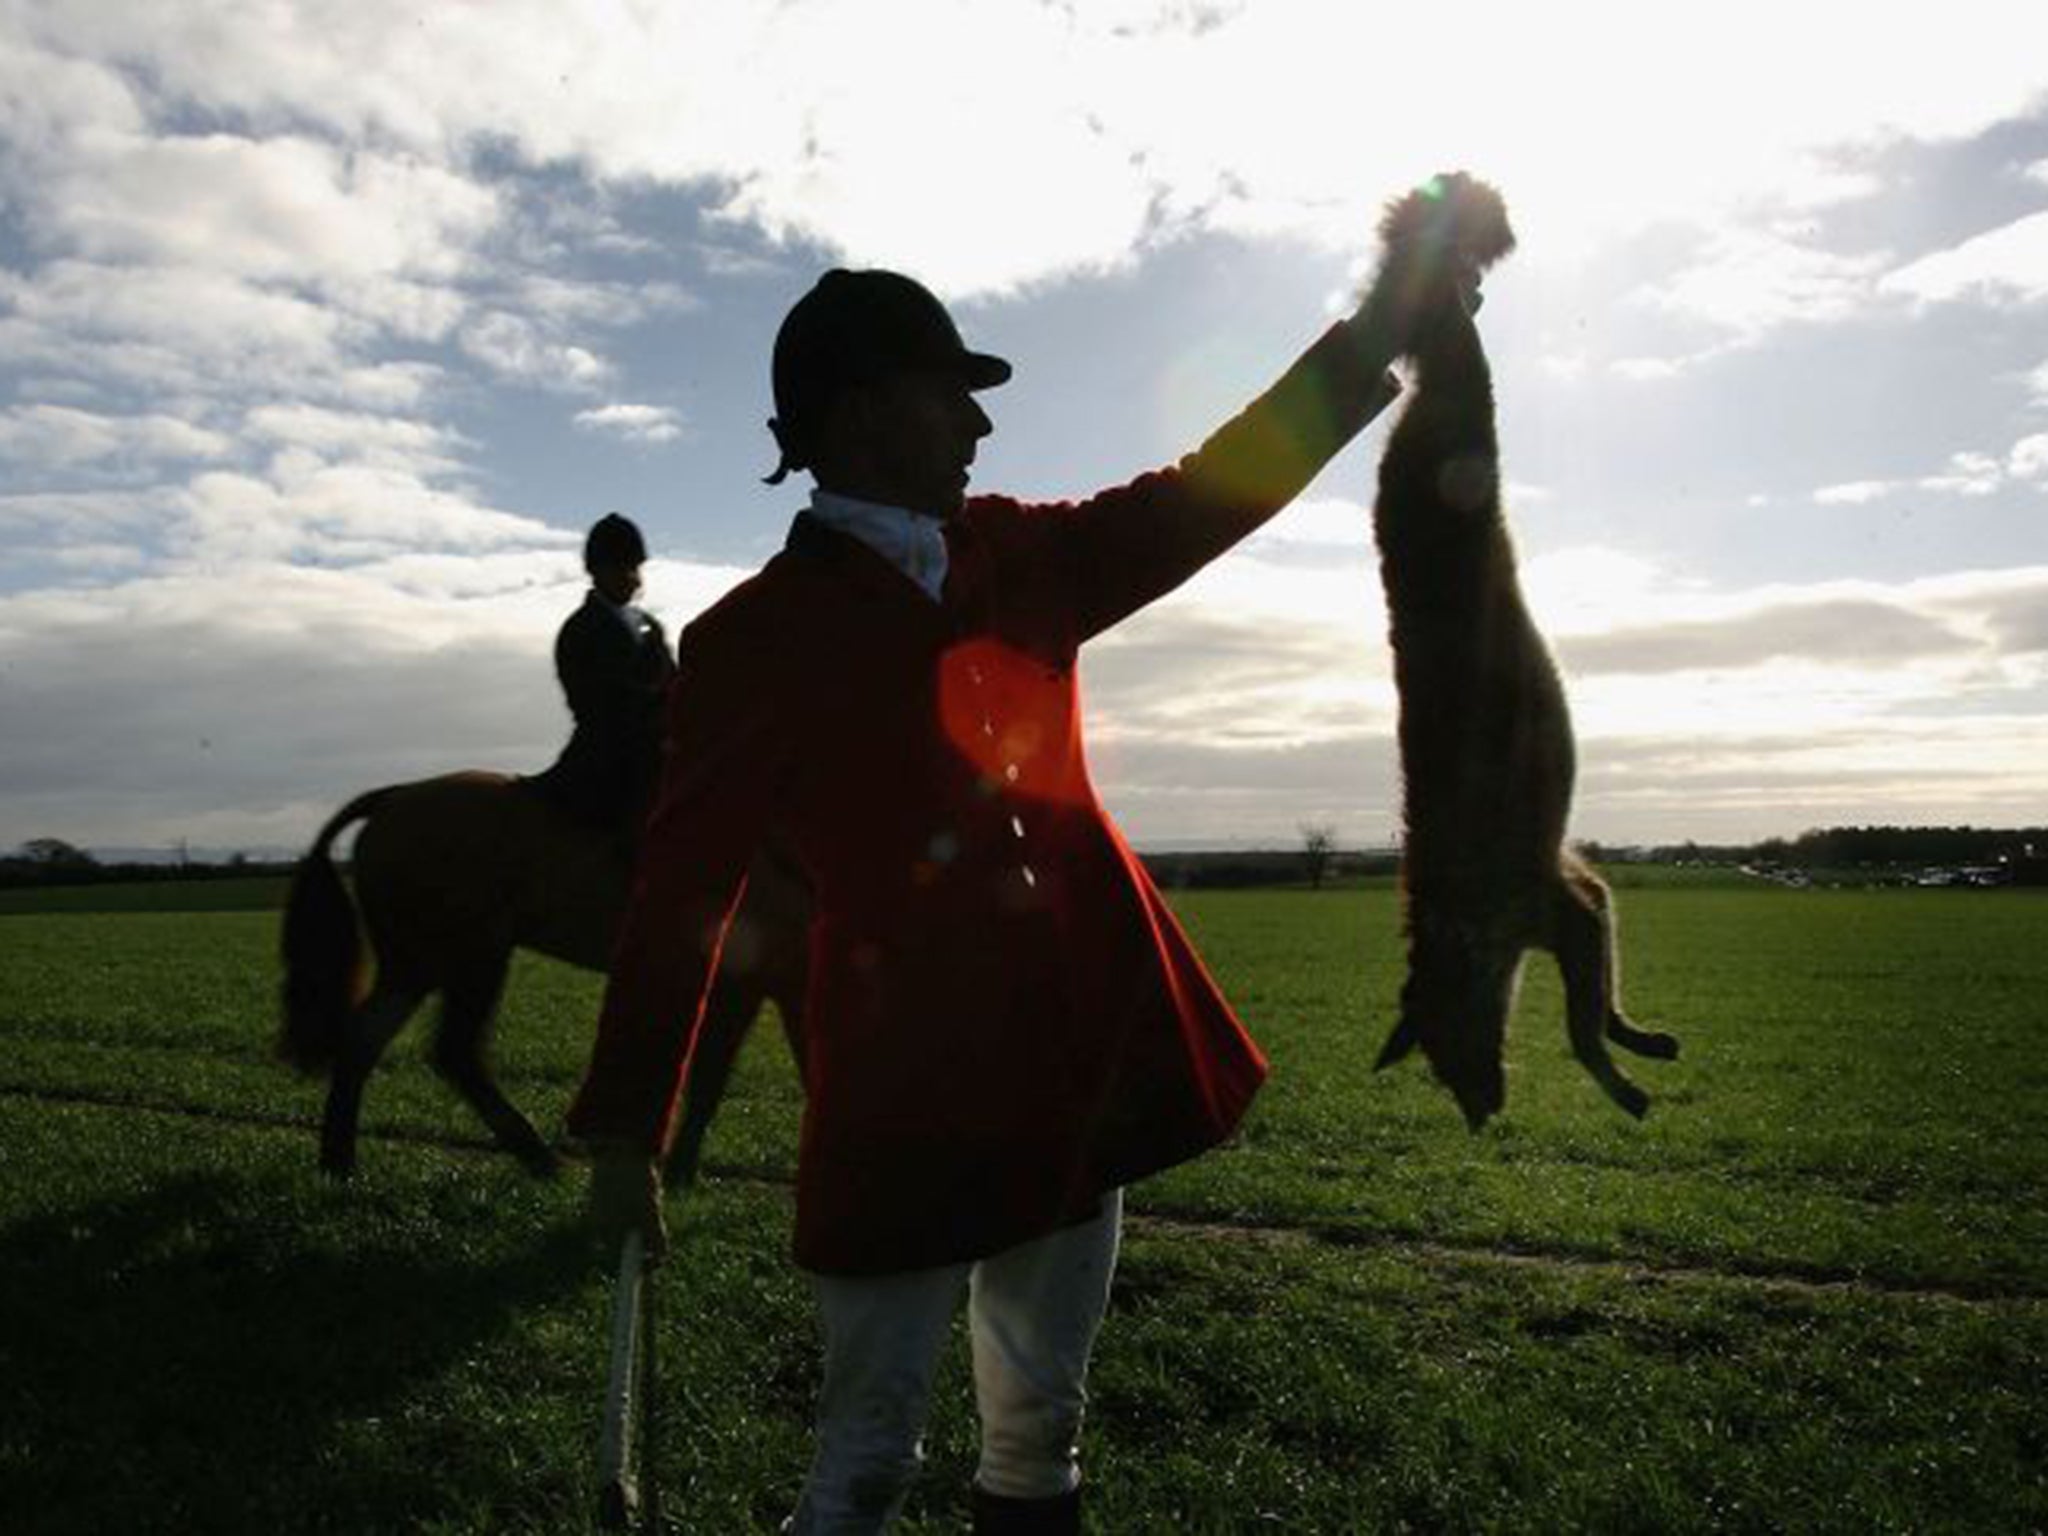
[1043,295,1409,643]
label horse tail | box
[278,787,392,1075]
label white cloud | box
[573,403,684,444]
[0,79,497,369]
[1611,356,1687,382]
[1526,566,2048,841]
[1639,229,1891,340]
[459,311,610,389]
[1814,480,1898,506]
[0,403,231,469]
[1519,547,1676,636]
[1920,451,2004,497]
[33,130,497,284]
[174,459,567,563]
[2008,433,2048,482]
[242,403,466,472]
[1079,539,2048,845]
[513,275,696,327]
[1881,210,2048,305]
[0,547,748,848]
[323,361,444,412]
[0,565,564,846]
[1236,495,1368,554]
[0,487,167,543]
[1557,596,1974,677]
[1812,435,2048,506]
[0,33,144,158]
[0,259,348,391]
[45,541,147,571]
[15,0,2047,301]
[1568,716,2048,846]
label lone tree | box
[17,837,96,869]
[1299,822,1338,890]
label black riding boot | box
[970,1484,1081,1534]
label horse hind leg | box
[1552,876,1654,1119]
[661,867,815,1189]
[321,982,426,1178]
[431,956,561,1178]
[662,973,759,1190]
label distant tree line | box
[0,838,294,890]
[8,824,2046,893]
[1733,825,2045,872]
[1146,845,1401,890]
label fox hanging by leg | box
[1364,174,1679,1128]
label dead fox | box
[1365,174,1679,1128]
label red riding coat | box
[567,320,1398,1274]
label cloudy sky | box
[2,0,2044,855]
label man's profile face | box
[860,366,994,520]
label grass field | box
[1,875,2043,1533]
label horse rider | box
[529,513,675,848]
[571,247,1472,1531]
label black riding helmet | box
[764,269,1011,485]
[584,512,648,572]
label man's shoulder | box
[674,546,826,663]
[955,492,1068,561]
[961,491,1039,527]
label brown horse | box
[279,771,809,1180]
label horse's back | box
[352,771,626,979]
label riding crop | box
[596,1228,660,1532]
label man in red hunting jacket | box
[571,255,1441,1532]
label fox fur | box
[1365,173,1679,1128]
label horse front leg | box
[321,983,424,1177]
[432,957,561,1177]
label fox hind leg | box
[1552,872,1654,1118]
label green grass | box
[0,874,289,915]
[1,879,2044,1532]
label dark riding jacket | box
[533,591,675,833]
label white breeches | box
[788,1190,1123,1534]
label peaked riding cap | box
[771,269,1012,437]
